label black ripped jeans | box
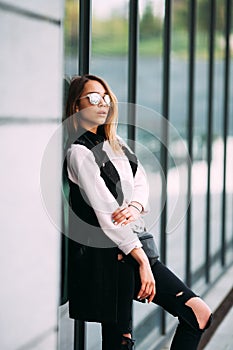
[101,260,212,350]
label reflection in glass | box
[64,0,79,76]
[91,0,128,101]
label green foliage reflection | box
[64,0,233,58]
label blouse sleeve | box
[131,160,150,213]
[117,136,150,213]
[66,145,142,255]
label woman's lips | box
[97,110,107,116]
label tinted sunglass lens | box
[104,95,111,106]
[89,93,101,105]
[88,93,111,106]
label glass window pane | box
[91,0,128,102]
[64,0,79,75]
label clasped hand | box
[111,204,141,226]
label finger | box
[138,282,152,300]
[147,285,156,303]
[112,210,121,218]
[112,211,132,225]
[140,283,150,300]
[113,215,132,226]
[112,208,129,220]
[137,283,147,300]
[112,213,129,223]
[147,291,155,303]
[121,215,134,226]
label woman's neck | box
[79,121,97,134]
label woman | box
[64,74,212,350]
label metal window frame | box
[221,0,232,267]
[185,0,196,288]
[205,0,216,284]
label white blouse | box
[66,138,149,255]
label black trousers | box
[101,260,212,350]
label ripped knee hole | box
[175,293,212,330]
[185,297,212,330]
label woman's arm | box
[130,247,156,303]
[67,145,142,255]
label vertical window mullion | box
[78,0,92,75]
[74,320,85,350]
[185,0,196,288]
[74,3,92,349]
[205,0,216,284]
[127,0,139,151]
[160,0,172,335]
[221,0,232,266]
[160,0,171,275]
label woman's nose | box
[98,97,107,107]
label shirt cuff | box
[118,237,142,255]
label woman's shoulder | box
[67,142,91,153]
[66,143,94,165]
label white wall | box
[0,2,63,349]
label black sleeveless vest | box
[66,129,139,322]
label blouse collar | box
[77,126,105,145]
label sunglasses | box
[79,92,111,107]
